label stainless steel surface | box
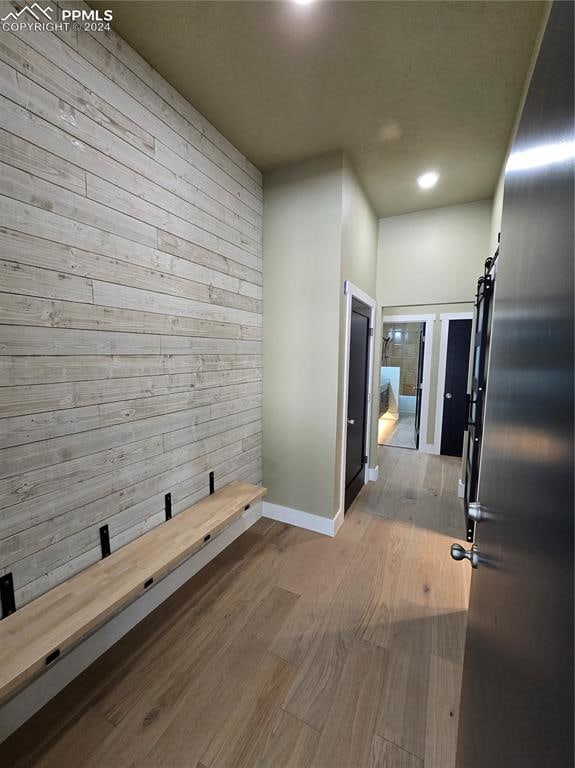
[467,502,485,523]
[456,4,574,766]
[451,543,479,568]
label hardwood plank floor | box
[0,447,470,768]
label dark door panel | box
[464,256,497,542]
[441,319,472,456]
[345,301,370,511]
[413,323,425,449]
[456,4,574,767]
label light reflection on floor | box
[378,412,417,449]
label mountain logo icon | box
[1,3,53,22]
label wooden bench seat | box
[0,481,266,706]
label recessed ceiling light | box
[417,171,440,189]
[293,0,315,5]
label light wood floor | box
[378,414,417,450]
[1,447,470,768]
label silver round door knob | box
[467,502,485,523]
[451,543,479,568]
[445,392,453,399]
[347,419,355,425]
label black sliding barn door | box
[456,4,574,766]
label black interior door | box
[345,299,370,511]
[413,322,425,449]
[456,5,574,765]
[440,319,472,457]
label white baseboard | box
[367,465,379,482]
[262,501,340,537]
[0,502,262,745]
[419,441,439,454]
[458,479,466,498]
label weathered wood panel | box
[0,353,263,386]
[0,16,262,606]
[3,14,262,212]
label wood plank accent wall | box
[0,1,263,607]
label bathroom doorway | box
[378,319,428,450]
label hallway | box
[2,448,471,768]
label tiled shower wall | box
[381,322,421,396]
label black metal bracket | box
[209,471,215,495]
[45,648,60,665]
[165,492,172,520]
[0,572,16,619]
[100,525,111,558]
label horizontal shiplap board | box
[0,66,262,250]
[0,161,157,247]
[0,32,154,153]
[14,460,262,606]
[0,50,261,236]
[0,353,263,386]
[158,229,263,287]
[0,126,86,196]
[86,171,262,261]
[0,229,261,313]
[0,228,262,300]
[0,401,262,482]
[1,430,263,562]
[0,12,263,606]
[73,27,262,199]
[0,292,262,341]
[5,445,263,597]
[0,370,262,420]
[0,259,92,304]
[0,195,262,288]
[92,281,262,329]
[66,0,261,184]
[0,436,165,512]
[0,325,261,356]
[1,16,263,211]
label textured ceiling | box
[91,1,547,217]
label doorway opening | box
[378,317,432,451]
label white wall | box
[378,200,492,307]
[375,200,492,450]
[336,155,378,504]
[263,152,343,519]
[263,152,377,520]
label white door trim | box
[339,281,376,520]
[433,311,474,454]
[381,313,436,324]
[381,312,435,453]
